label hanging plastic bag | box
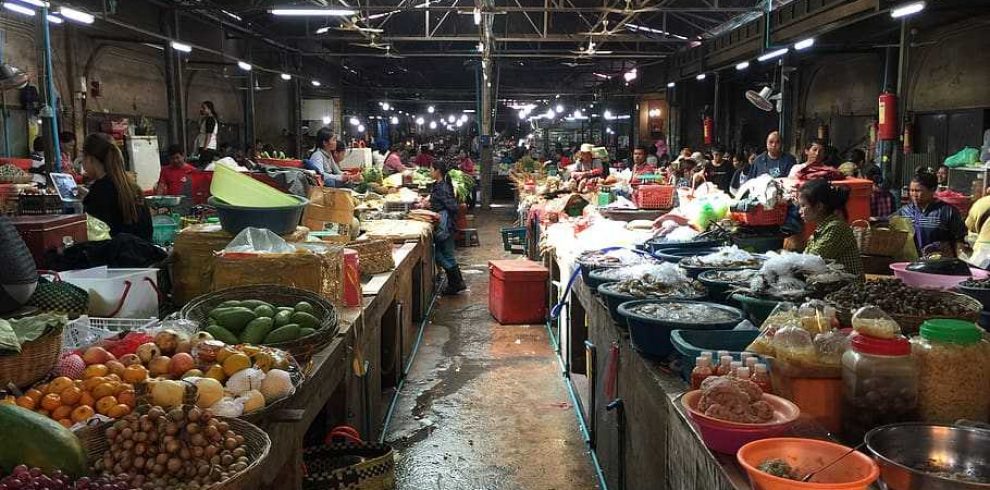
[223,227,296,254]
[889,216,919,261]
[86,214,111,242]
[944,147,980,168]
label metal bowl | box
[866,423,990,490]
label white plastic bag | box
[223,227,296,254]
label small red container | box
[833,178,873,223]
[342,249,361,307]
[488,259,548,324]
[10,214,88,269]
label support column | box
[479,62,493,209]
[290,77,302,158]
[245,71,256,148]
[36,5,60,172]
[891,18,910,191]
[163,8,186,150]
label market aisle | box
[385,206,599,490]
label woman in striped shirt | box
[895,171,967,256]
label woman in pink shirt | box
[457,150,476,175]
[382,144,408,175]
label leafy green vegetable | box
[448,170,476,203]
[8,314,66,344]
[362,167,383,184]
[0,320,20,354]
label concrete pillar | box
[480,63,493,209]
[163,8,187,150]
[36,6,60,172]
[245,71,256,148]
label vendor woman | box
[429,159,466,295]
[80,133,153,241]
[895,171,966,256]
[799,179,864,277]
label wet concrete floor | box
[385,207,599,490]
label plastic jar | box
[912,319,990,424]
[841,333,918,441]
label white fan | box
[745,86,781,112]
[351,35,390,50]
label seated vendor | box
[307,129,358,187]
[566,144,604,180]
[799,179,864,277]
[787,139,825,178]
[629,145,657,184]
[895,170,966,256]
[155,145,196,196]
[382,144,409,175]
[79,133,153,241]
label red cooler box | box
[488,259,548,324]
[10,214,88,269]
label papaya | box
[253,305,275,318]
[289,311,320,330]
[218,300,242,308]
[293,301,315,314]
[273,310,293,327]
[299,327,316,338]
[239,300,274,310]
[263,324,301,344]
[210,307,257,333]
[205,325,240,345]
[240,317,274,345]
[0,404,87,478]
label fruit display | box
[0,405,87,479]
[92,405,260,490]
[202,300,323,346]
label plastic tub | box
[208,195,308,235]
[681,391,799,454]
[586,268,619,294]
[642,238,724,255]
[956,282,990,310]
[618,299,743,359]
[670,329,760,381]
[697,269,755,303]
[598,282,706,325]
[209,163,299,207]
[650,247,721,264]
[731,293,781,326]
[731,233,784,254]
[737,438,880,489]
[889,262,989,290]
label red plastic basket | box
[634,185,675,209]
[731,203,788,226]
[937,195,973,216]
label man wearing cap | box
[566,143,604,180]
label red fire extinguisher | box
[903,120,914,155]
[878,92,898,140]
[703,116,713,145]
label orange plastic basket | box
[731,203,788,226]
[633,184,675,209]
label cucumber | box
[239,300,274,310]
[273,310,293,327]
[294,301,315,314]
[277,306,295,314]
[218,300,242,308]
[289,311,320,330]
[210,307,257,333]
[253,305,275,318]
[263,324,301,344]
[240,317,275,345]
[205,325,240,345]
[299,327,316,338]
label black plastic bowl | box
[642,238,725,255]
[697,269,755,303]
[618,299,744,360]
[679,258,763,279]
[650,247,721,264]
[956,283,990,310]
[586,268,621,294]
[209,195,309,235]
[598,282,707,325]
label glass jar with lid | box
[912,319,990,424]
[842,333,918,441]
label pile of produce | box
[697,376,773,423]
[0,404,88,479]
[959,277,990,288]
[747,300,847,377]
[757,459,800,480]
[93,405,254,490]
[0,314,64,354]
[826,279,977,318]
[679,246,761,269]
[627,302,737,323]
[536,176,564,195]
[448,169,475,203]
[202,300,323,346]
[742,252,857,301]
[0,163,28,183]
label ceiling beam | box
[378,35,687,42]
[301,51,667,58]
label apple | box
[148,355,172,378]
[118,353,141,367]
[136,342,161,364]
[105,360,126,378]
[169,353,196,378]
[154,329,181,355]
[82,346,115,366]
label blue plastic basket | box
[670,329,760,381]
[500,226,527,253]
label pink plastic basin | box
[681,391,800,454]
[889,262,989,290]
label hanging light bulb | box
[427,105,435,113]
[429,121,437,129]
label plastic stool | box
[459,228,480,247]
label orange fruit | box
[52,405,73,420]
[105,374,122,383]
[122,365,148,384]
[82,364,109,379]
[15,396,37,410]
[36,409,50,418]
[25,389,43,401]
[112,382,131,395]
[95,395,117,416]
[71,405,95,423]
[33,383,48,394]
[40,393,62,411]
[105,360,126,378]
[117,389,136,408]
[78,391,96,408]
[46,377,75,395]
[107,404,130,418]
[58,419,73,428]
[59,386,83,406]
[81,376,105,392]
[91,382,116,400]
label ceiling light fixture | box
[349,117,360,126]
[315,26,331,34]
[4,2,36,16]
[473,7,481,25]
[666,82,675,88]
[429,121,437,129]
[890,1,925,18]
[59,6,94,24]
[460,114,468,122]
[696,73,706,80]
[476,43,483,52]
[47,13,63,23]
[221,9,242,21]
[280,73,291,80]
[593,73,610,79]
[623,68,637,82]
[545,109,555,119]
[735,61,750,70]
[427,105,435,113]
[382,102,390,110]
[321,116,331,124]
[390,116,399,125]
[603,110,613,119]
[311,80,321,86]
[416,117,425,125]
[237,61,252,71]
[794,37,815,50]
[447,115,455,123]
[555,104,564,114]
[170,41,192,53]
[357,124,365,132]
[757,47,789,61]
[15,0,47,7]
[462,109,475,113]
[271,8,356,16]
[624,23,688,40]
